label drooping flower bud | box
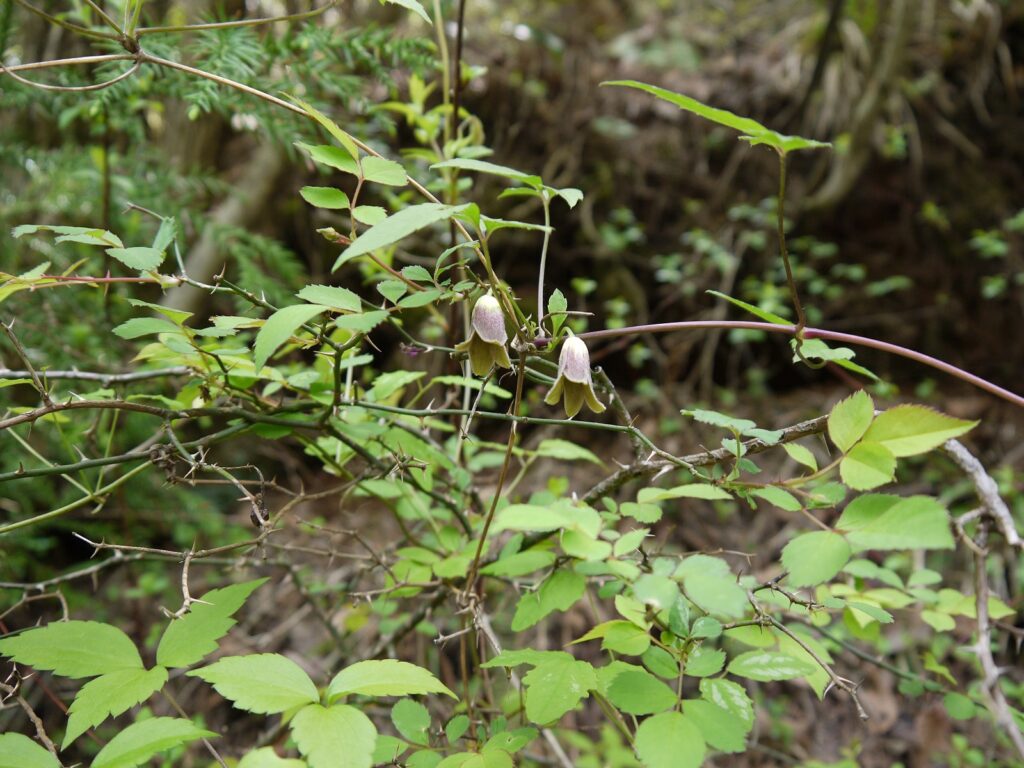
[544,335,606,418]
[455,293,512,377]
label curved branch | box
[0,59,140,92]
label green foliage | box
[0,4,1015,766]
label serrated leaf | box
[300,186,350,209]
[392,699,431,745]
[555,187,583,208]
[781,531,851,587]
[106,246,164,271]
[188,653,319,713]
[0,620,142,678]
[699,678,754,727]
[253,304,328,371]
[684,699,748,753]
[156,578,267,668]
[362,156,408,186]
[727,650,817,681]
[828,390,874,452]
[296,284,362,313]
[292,704,377,768]
[492,503,601,536]
[862,405,977,457]
[836,494,954,551]
[480,548,556,577]
[511,570,586,631]
[522,657,595,724]
[335,203,468,268]
[328,659,456,700]
[0,733,61,768]
[840,441,896,490]
[12,224,123,248]
[92,717,214,768]
[634,711,706,768]
[63,666,168,747]
[605,669,677,714]
[620,502,663,523]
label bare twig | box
[1,320,52,406]
[944,439,1022,549]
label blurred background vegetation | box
[2,0,1022,765]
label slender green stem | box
[465,355,527,592]
[537,192,552,333]
[0,462,151,535]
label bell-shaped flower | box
[544,335,606,418]
[455,293,512,377]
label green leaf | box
[533,438,603,465]
[699,678,754,727]
[335,203,468,269]
[547,288,567,335]
[783,442,817,471]
[187,653,319,714]
[827,390,874,452]
[555,187,584,208]
[446,713,471,741]
[684,700,748,753]
[684,646,725,677]
[362,156,408,186]
[727,650,817,681]
[398,287,443,308]
[606,669,677,715]
[862,405,977,457]
[522,657,596,724]
[944,692,977,721]
[637,484,731,503]
[634,711,706,768]
[12,224,123,248]
[402,265,434,282]
[0,733,61,768]
[431,158,541,187]
[112,317,180,340]
[383,0,431,23]
[296,142,359,175]
[604,80,766,136]
[675,556,747,620]
[328,659,457,700]
[353,205,388,225]
[106,246,164,271]
[156,578,267,668]
[92,717,215,768]
[750,486,802,511]
[480,549,556,577]
[573,620,650,656]
[392,699,431,745]
[0,620,142,678]
[296,284,362,313]
[840,441,896,490]
[620,502,663,523]
[253,304,328,371]
[836,494,954,551]
[781,531,851,587]
[292,704,377,768]
[152,218,177,253]
[64,666,169,747]
[492,503,601,536]
[335,310,390,333]
[300,186,350,209]
[237,748,307,768]
[706,290,791,325]
[287,95,361,164]
[511,570,586,631]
